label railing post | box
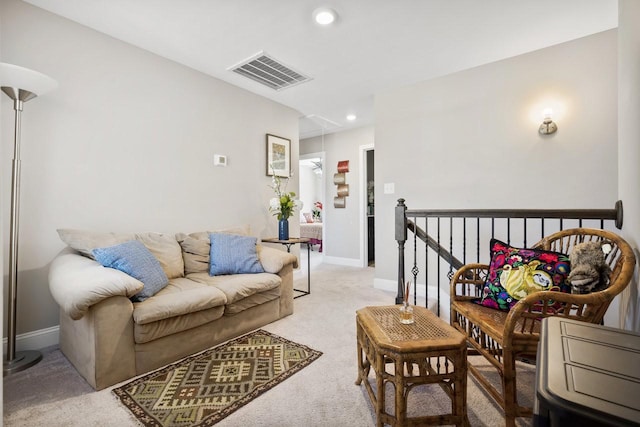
[615,200,623,229]
[396,198,407,304]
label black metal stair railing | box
[395,198,624,316]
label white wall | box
[618,1,640,332]
[301,126,374,263]
[374,30,620,310]
[0,0,300,337]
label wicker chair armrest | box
[520,289,607,307]
[450,263,488,300]
[503,289,610,346]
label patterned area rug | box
[113,330,322,426]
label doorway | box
[360,144,375,267]
[298,152,325,272]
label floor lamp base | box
[3,350,42,376]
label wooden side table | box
[356,305,469,426]
[261,237,311,298]
[535,317,640,426]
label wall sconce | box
[538,108,557,135]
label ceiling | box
[23,0,617,139]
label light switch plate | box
[384,183,395,194]
[214,154,227,167]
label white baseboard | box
[3,325,59,353]
[373,277,401,294]
[322,256,363,267]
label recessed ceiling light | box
[346,114,357,121]
[313,7,337,25]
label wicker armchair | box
[449,228,636,427]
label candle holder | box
[399,301,414,324]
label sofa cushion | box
[187,272,281,314]
[224,286,281,315]
[209,233,264,276]
[57,229,135,259]
[132,278,227,344]
[92,240,169,302]
[135,232,184,279]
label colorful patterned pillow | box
[475,239,571,311]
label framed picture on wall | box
[266,134,291,177]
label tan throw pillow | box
[135,232,185,279]
[176,233,210,275]
[57,229,135,259]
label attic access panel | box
[229,51,312,91]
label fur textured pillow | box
[567,241,612,293]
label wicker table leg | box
[355,324,365,386]
[355,321,372,386]
[453,346,469,427]
[394,357,407,426]
[375,353,385,427]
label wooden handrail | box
[404,200,622,229]
[395,198,624,312]
[406,219,465,271]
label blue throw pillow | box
[209,233,265,276]
[92,240,169,302]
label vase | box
[399,301,414,324]
[278,219,289,240]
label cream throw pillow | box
[57,229,184,279]
[176,233,210,275]
[57,229,134,259]
[134,233,185,279]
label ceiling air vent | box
[228,51,312,91]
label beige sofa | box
[48,228,297,390]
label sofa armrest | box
[59,296,136,390]
[49,247,144,320]
[257,244,298,273]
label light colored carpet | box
[3,255,535,426]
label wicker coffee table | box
[356,305,468,426]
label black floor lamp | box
[1,63,57,376]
